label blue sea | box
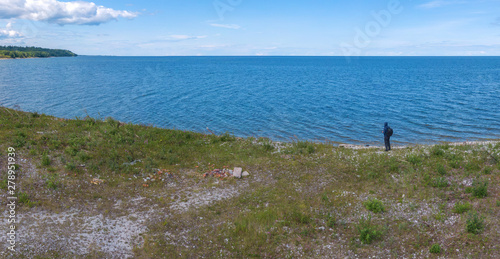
[1,56,499,145]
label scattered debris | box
[201,166,247,179]
[203,168,232,178]
[91,178,104,185]
[143,169,174,183]
[123,160,141,166]
[36,130,58,134]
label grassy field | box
[0,106,499,258]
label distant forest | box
[0,46,77,59]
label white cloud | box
[418,0,466,9]
[210,23,241,29]
[169,35,207,40]
[0,22,22,38]
[0,29,22,38]
[137,35,208,48]
[0,0,137,25]
[198,44,229,48]
[419,1,449,8]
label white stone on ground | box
[233,167,242,178]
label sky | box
[0,0,499,56]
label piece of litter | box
[91,178,104,185]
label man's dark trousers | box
[384,136,391,151]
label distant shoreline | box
[0,45,77,59]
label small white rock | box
[242,171,249,177]
[233,167,242,178]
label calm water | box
[1,56,499,145]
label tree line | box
[0,46,77,59]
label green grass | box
[471,179,488,198]
[454,201,472,214]
[430,177,449,188]
[364,198,385,213]
[326,213,336,228]
[431,146,445,157]
[430,244,442,254]
[436,164,446,175]
[284,140,315,154]
[18,192,37,208]
[466,211,485,234]
[41,153,51,166]
[356,215,384,244]
[45,173,60,190]
[0,107,499,258]
[407,154,423,166]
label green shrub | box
[233,219,249,234]
[287,210,311,224]
[85,116,97,126]
[357,215,383,244]
[366,171,380,179]
[18,192,37,208]
[262,142,274,152]
[65,146,78,156]
[436,164,446,175]
[388,161,399,172]
[0,177,7,190]
[306,145,315,154]
[105,117,120,128]
[219,132,235,142]
[471,179,488,198]
[14,136,26,148]
[482,167,492,175]
[41,153,51,166]
[466,211,485,234]
[284,141,315,155]
[431,177,448,188]
[429,244,442,254]
[65,162,76,171]
[321,193,329,203]
[326,213,336,228]
[431,146,445,157]
[433,211,446,221]
[465,162,481,173]
[364,198,385,213]
[296,141,315,154]
[446,153,463,168]
[46,173,60,190]
[453,201,472,214]
[77,151,91,162]
[407,154,423,166]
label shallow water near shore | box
[1,56,499,144]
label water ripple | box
[0,56,499,144]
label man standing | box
[383,122,392,151]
